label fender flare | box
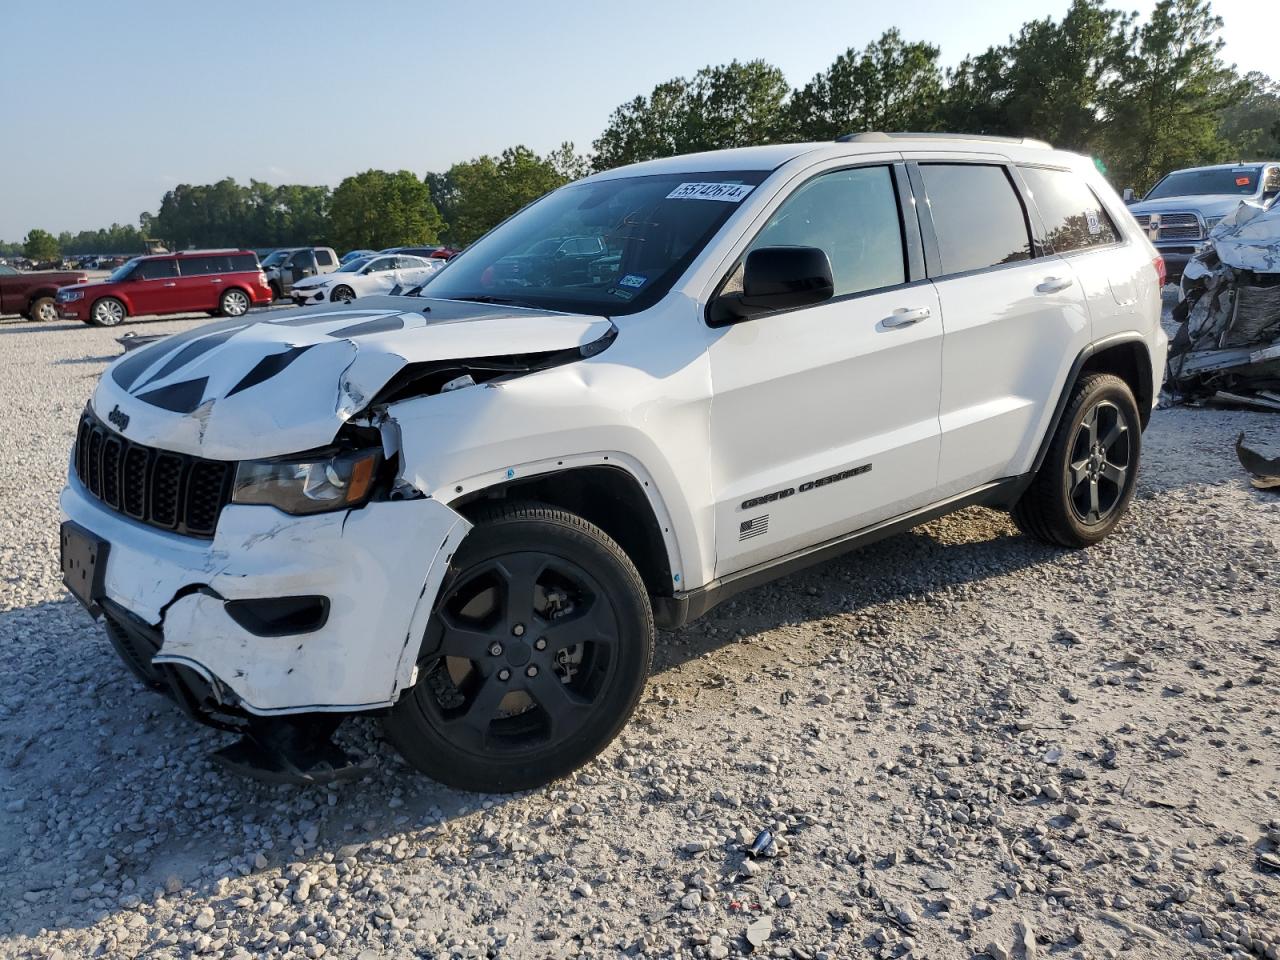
[437,449,690,593]
[1028,332,1153,478]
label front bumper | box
[57,298,88,321]
[1153,242,1198,280]
[291,288,328,306]
[60,472,470,715]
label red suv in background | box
[56,250,272,326]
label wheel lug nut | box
[489,643,503,656]
[526,665,538,678]
[534,637,547,651]
[497,668,511,681]
[512,623,525,637]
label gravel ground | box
[1,309,1278,960]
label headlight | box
[1204,215,1225,230]
[231,448,381,515]
[58,290,84,302]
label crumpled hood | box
[90,297,613,460]
[1129,195,1248,220]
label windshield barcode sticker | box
[666,182,753,202]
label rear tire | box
[218,288,250,317]
[383,502,654,792]
[1012,373,1141,548]
[29,296,57,323]
[89,297,126,327]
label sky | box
[0,0,1270,241]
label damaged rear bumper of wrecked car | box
[60,472,470,717]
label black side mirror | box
[710,246,835,324]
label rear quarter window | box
[1020,166,1120,253]
[919,163,1033,275]
[315,249,335,267]
[231,253,259,271]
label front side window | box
[920,164,1032,275]
[1021,167,1120,253]
[742,165,906,298]
[136,258,178,280]
[1264,167,1280,199]
[424,169,770,316]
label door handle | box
[882,306,932,328]
[162,282,177,287]
[210,278,224,283]
[1037,276,1073,293]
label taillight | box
[1153,255,1166,288]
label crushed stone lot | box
[1,312,1279,960]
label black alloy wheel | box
[384,503,653,792]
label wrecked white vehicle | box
[1171,198,1280,408]
[60,136,1164,791]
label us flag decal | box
[739,515,769,541]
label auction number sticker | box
[1086,210,1101,234]
[666,182,754,202]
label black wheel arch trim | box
[1028,332,1152,481]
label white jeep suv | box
[60,133,1166,791]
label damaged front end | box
[1171,200,1280,409]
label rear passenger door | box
[175,256,215,310]
[1017,165,1134,346]
[707,162,944,578]
[908,160,1091,496]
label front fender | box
[386,357,714,590]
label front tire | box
[1012,373,1141,548]
[383,503,654,792]
[330,285,355,303]
[218,288,250,317]
[89,297,126,327]
[29,296,58,323]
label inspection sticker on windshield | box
[618,274,647,289]
[666,182,753,202]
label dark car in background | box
[0,263,89,321]
[56,250,271,326]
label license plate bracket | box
[60,521,109,615]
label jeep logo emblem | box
[107,405,130,432]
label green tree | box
[23,229,59,262]
[1102,0,1242,192]
[440,145,578,246]
[787,30,943,141]
[1219,71,1280,160]
[938,0,1129,151]
[592,60,789,170]
[328,169,443,251]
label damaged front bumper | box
[60,472,469,717]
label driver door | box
[706,162,944,578]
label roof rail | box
[836,131,1052,149]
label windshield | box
[1146,167,1261,200]
[337,257,372,273]
[109,258,140,282]
[260,250,291,267]
[425,170,770,315]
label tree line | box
[9,0,1278,262]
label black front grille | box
[74,411,233,538]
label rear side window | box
[178,257,213,276]
[315,249,334,267]
[1021,167,1120,253]
[747,165,906,298]
[136,259,178,280]
[919,164,1032,275]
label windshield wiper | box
[448,294,545,310]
